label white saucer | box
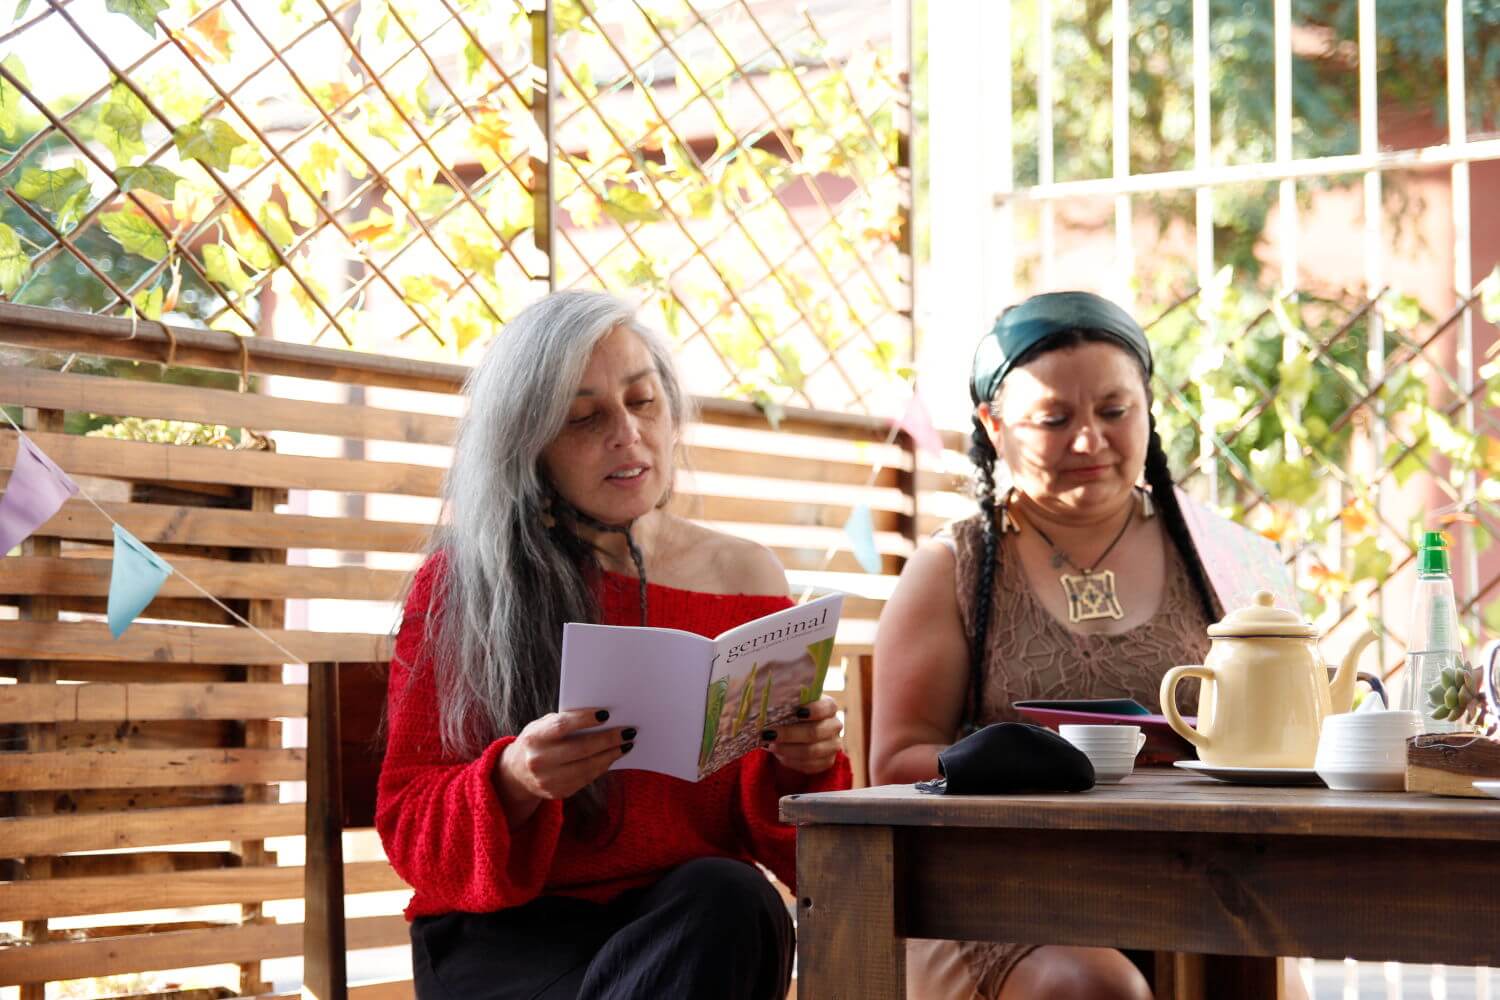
[1173,759,1325,786]
[1472,781,1500,799]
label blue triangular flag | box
[844,504,882,574]
[108,523,172,638]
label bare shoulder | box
[669,518,789,597]
[894,536,960,597]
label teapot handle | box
[1160,665,1215,752]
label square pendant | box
[1060,570,1125,623]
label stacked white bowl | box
[1314,710,1421,791]
[1059,724,1147,784]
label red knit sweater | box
[376,555,852,919]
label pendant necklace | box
[1023,503,1134,624]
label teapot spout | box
[1331,631,1378,713]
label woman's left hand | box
[764,696,843,775]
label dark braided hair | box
[1141,416,1219,623]
[962,414,1002,735]
[961,330,1219,732]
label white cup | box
[1314,710,1419,792]
[1060,725,1147,783]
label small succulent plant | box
[1426,661,1488,728]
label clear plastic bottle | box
[1402,531,1473,734]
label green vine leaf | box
[100,210,169,261]
[1350,537,1393,585]
[99,81,149,166]
[258,202,295,250]
[0,222,29,295]
[131,283,164,321]
[203,242,252,295]
[0,54,30,141]
[14,164,91,226]
[12,0,33,21]
[601,185,663,225]
[115,163,181,200]
[106,0,169,37]
[173,118,248,172]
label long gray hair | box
[423,290,688,763]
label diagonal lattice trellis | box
[1145,280,1500,672]
[0,0,912,414]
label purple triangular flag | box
[0,435,79,555]
[896,393,944,457]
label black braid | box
[963,415,1001,736]
[1143,416,1219,624]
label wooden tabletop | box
[781,768,1500,841]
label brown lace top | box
[950,511,1216,723]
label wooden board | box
[0,912,410,985]
[0,748,306,791]
[33,499,429,553]
[0,430,445,497]
[0,367,459,445]
[0,621,388,664]
[0,683,307,724]
[0,860,407,921]
[0,555,408,602]
[0,803,305,857]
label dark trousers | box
[411,857,795,1000]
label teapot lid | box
[1207,590,1317,638]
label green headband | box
[969,291,1153,405]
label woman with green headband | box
[870,291,1223,999]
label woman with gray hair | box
[376,290,850,1000]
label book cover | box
[559,593,843,781]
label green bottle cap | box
[1419,530,1450,575]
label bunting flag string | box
[0,407,307,662]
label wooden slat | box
[0,368,459,445]
[0,683,307,724]
[0,803,305,858]
[0,431,444,497]
[259,981,416,1000]
[0,860,406,922]
[0,556,407,602]
[0,748,306,791]
[686,445,900,487]
[33,499,429,553]
[0,621,389,663]
[0,912,410,985]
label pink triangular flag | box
[896,393,944,457]
[0,435,79,555]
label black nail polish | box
[595,710,610,723]
[620,741,634,754]
[761,729,776,742]
[622,727,637,742]
[795,706,811,719]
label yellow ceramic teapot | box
[1160,591,1378,768]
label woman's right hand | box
[494,709,634,823]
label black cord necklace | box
[1022,503,1134,623]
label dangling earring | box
[1138,486,1155,520]
[540,493,557,530]
[997,487,1021,534]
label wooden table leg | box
[795,824,904,1000]
[1154,952,1281,1000]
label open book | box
[559,592,844,781]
